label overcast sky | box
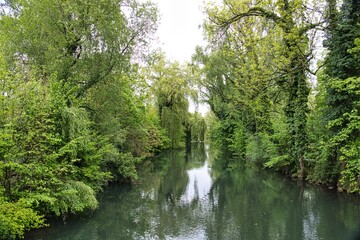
[152,0,210,63]
[150,0,220,114]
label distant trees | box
[142,53,207,148]
[150,55,189,148]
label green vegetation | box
[0,0,206,238]
[195,0,360,194]
[1,0,360,238]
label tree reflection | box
[26,144,360,240]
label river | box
[26,143,360,240]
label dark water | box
[26,144,360,240]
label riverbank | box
[24,144,360,240]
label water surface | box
[26,144,360,240]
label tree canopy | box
[0,0,169,238]
[195,0,360,193]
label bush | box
[246,133,277,165]
[0,198,46,239]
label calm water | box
[26,144,360,240]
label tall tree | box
[200,0,322,177]
[315,0,360,192]
[151,55,190,148]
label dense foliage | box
[195,0,360,193]
[141,52,207,149]
[312,0,360,192]
[1,0,359,237]
[0,0,208,237]
[0,0,176,238]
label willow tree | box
[203,0,322,177]
[194,7,281,158]
[1,0,158,174]
[0,0,159,237]
[147,54,190,149]
[1,0,157,101]
[189,112,206,142]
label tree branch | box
[299,21,325,36]
[218,7,284,30]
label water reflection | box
[181,159,211,203]
[26,144,360,240]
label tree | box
[0,0,161,237]
[189,112,206,142]
[314,0,360,192]
[2,0,157,100]
[146,54,190,148]
[200,0,322,177]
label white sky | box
[151,0,220,114]
[152,0,209,63]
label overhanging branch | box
[218,7,285,30]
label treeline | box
[194,0,360,193]
[0,0,205,238]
